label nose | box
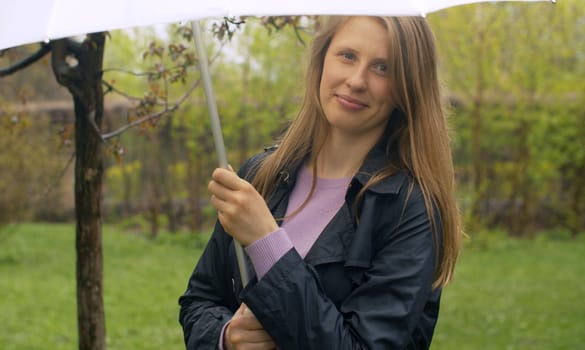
[346,65,367,91]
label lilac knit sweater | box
[246,165,350,278]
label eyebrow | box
[371,57,389,64]
[333,45,388,61]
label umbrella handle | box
[192,21,250,288]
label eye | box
[373,62,388,75]
[340,51,355,61]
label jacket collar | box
[265,142,410,269]
[352,142,407,195]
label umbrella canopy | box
[0,0,552,51]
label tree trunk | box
[160,118,178,233]
[147,132,162,238]
[470,23,486,227]
[186,151,203,232]
[74,94,106,350]
[515,119,532,236]
[51,33,107,350]
[122,166,133,217]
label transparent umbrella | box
[0,0,554,286]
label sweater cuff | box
[245,228,293,280]
[217,320,230,350]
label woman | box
[179,16,462,350]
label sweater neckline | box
[299,166,351,190]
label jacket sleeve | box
[239,184,440,350]
[178,221,239,350]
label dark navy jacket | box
[179,144,442,349]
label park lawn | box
[1,223,584,349]
[432,232,585,350]
[0,223,204,349]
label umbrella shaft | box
[192,21,249,287]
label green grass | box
[0,223,206,350]
[432,232,585,350]
[1,224,584,349]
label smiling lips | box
[335,94,368,110]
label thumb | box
[236,303,248,315]
[238,303,253,315]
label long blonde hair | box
[251,16,461,289]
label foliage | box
[99,17,310,232]
[0,45,69,101]
[213,18,309,164]
[0,109,69,226]
[428,0,585,235]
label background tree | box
[430,0,585,235]
[0,27,197,349]
[0,17,309,349]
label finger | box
[208,180,233,202]
[233,305,264,329]
[228,341,276,350]
[231,328,272,341]
[240,313,266,331]
[228,329,276,347]
[237,303,259,319]
[246,341,276,350]
[212,168,247,191]
[236,303,253,315]
[245,329,274,343]
[209,194,227,214]
[256,340,277,350]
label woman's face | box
[319,17,393,143]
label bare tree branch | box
[101,67,153,76]
[0,43,51,77]
[101,41,225,140]
[102,108,171,140]
[102,65,190,76]
[42,151,75,198]
[102,75,201,140]
[102,80,166,105]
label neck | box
[310,133,376,179]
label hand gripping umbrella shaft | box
[192,21,250,287]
